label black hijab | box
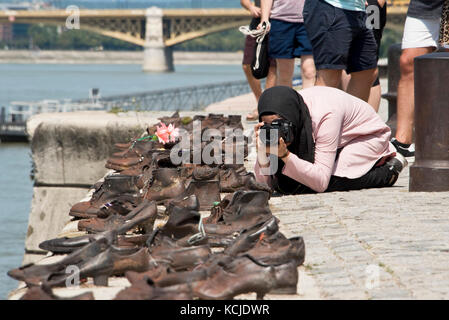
[257,86,315,194]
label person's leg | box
[242,63,262,101]
[247,60,277,121]
[367,3,386,112]
[299,55,315,88]
[266,60,277,89]
[342,68,380,109]
[395,16,440,147]
[275,58,295,87]
[345,8,378,102]
[368,82,381,112]
[326,164,398,192]
[395,47,434,144]
[303,0,350,89]
[267,19,296,87]
[346,68,377,102]
[340,70,350,91]
[242,35,263,121]
[294,23,316,88]
[316,69,342,87]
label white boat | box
[0,96,106,142]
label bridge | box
[0,7,251,72]
[0,2,409,72]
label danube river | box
[0,62,245,299]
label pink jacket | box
[255,86,396,193]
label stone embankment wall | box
[0,50,243,65]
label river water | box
[0,62,245,299]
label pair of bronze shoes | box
[69,174,143,219]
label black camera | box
[259,118,295,146]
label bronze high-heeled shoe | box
[43,246,150,287]
[8,234,115,285]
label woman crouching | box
[254,86,406,194]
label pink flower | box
[155,122,179,144]
[167,123,179,143]
[155,122,170,144]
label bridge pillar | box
[143,7,174,72]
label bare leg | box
[346,68,376,102]
[340,70,351,91]
[242,63,262,101]
[244,63,277,121]
[315,69,342,88]
[276,58,295,87]
[300,55,316,88]
[265,63,277,89]
[368,84,381,112]
[243,63,263,121]
[396,47,434,144]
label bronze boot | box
[144,168,186,204]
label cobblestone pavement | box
[269,165,449,300]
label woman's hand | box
[254,122,264,151]
[249,5,261,17]
[268,138,290,161]
[257,20,271,32]
[254,122,271,167]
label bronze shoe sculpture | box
[43,247,150,287]
[193,255,276,300]
[8,233,115,286]
[20,285,95,300]
[150,244,212,271]
[202,190,272,237]
[78,199,157,234]
[158,205,200,240]
[114,276,193,300]
[144,168,186,204]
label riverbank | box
[0,50,243,65]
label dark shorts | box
[303,0,378,74]
[268,19,313,59]
[367,0,387,86]
[242,35,277,67]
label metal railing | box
[76,79,254,112]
